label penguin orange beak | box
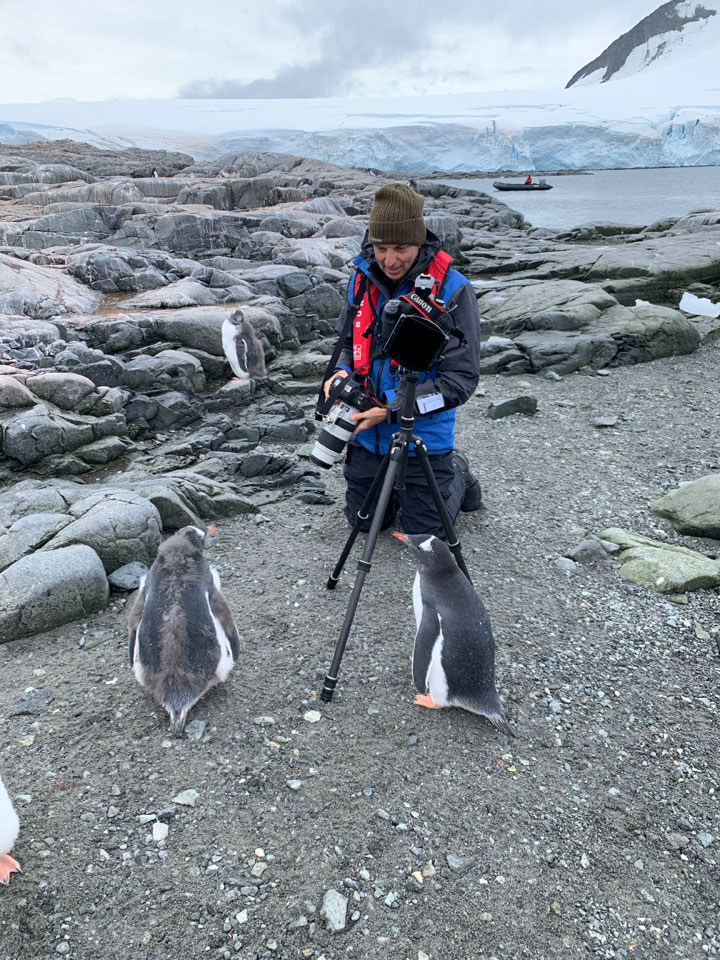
[392,532,409,544]
[207,526,217,535]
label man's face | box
[372,243,420,283]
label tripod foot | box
[414,693,440,709]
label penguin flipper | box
[127,579,147,667]
[209,589,240,660]
[412,605,441,693]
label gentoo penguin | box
[0,769,20,885]
[128,525,240,736]
[221,309,267,381]
[394,533,515,737]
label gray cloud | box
[178,0,658,99]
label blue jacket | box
[334,231,481,455]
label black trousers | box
[343,443,464,539]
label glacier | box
[0,44,718,172]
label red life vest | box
[351,250,452,376]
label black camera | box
[380,273,462,371]
[311,374,374,468]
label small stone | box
[553,557,577,575]
[384,891,399,908]
[667,832,689,850]
[251,862,267,878]
[286,779,302,791]
[303,710,321,723]
[551,901,561,915]
[55,944,70,956]
[253,716,275,726]
[320,889,348,933]
[446,853,475,875]
[486,395,538,419]
[107,806,119,818]
[153,822,169,843]
[480,912,493,922]
[592,416,617,428]
[634,859,644,871]
[236,910,248,925]
[184,719,206,740]
[580,853,590,868]
[172,789,199,807]
[698,832,714,847]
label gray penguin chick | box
[394,533,515,737]
[221,309,267,380]
[128,525,240,735]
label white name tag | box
[416,392,444,414]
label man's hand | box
[323,369,349,399]
[349,406,388,433]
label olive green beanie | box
[368,183,426,246]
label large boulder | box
[597,527,720,594]
[119,470,256,529]
[0,252,103,317]
[0,544,108,643]
[649,475,720,540]
[41,490,163,572]
[0,512,73,572]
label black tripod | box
[320,369,471,703]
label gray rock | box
[320,889,348,933]
[107,561,149,591]
[41,490,163,573]
[565,539,610,564]
[0,512,72,572]
[486,395,538,419]
[446,853,476,875]
[649,474,720,540]
[597,527,720,594]
[123,350,205,394]
[0,375,37,409]
[0,544,108,643]
[553,557,578,575]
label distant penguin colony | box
[394,533,515,737]
[0,769,20,885]
[128,525,240,736]
[221,309,267,381]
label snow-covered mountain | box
[1,3,718,174]
[567,0,719,86]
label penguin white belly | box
[411,571,423,629]
[0,785,19,854]
[132,631,146,685]
[221,322,249,380]
[425,614,450,707]
[205,590,235,682]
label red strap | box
[352,251,452,376]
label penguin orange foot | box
[414,694,439,708]
[0,854,20,885]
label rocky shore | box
[0,140,718,959]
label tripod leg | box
[327,445,393,590]
[413,440,472,583]
[321,454,403,702]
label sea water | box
[435,166,720,231]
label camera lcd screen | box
[383,314,448,371]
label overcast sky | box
[2,0,660,104]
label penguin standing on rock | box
[0,769,20,885]
[394,533,515,737]
[128,525,240,736]
[221,309,267,381]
